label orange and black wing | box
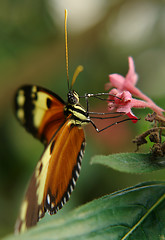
[15,119,85,234]
[14,85,66,144]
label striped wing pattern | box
[15,85,65,144]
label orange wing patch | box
[44,120,85,214]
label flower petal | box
[107,56,164,120]
[125,56,138,86]
[109,74,125,90]
[126,111,138,123]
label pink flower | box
[106,56,164,122]
[108,89,160,123]
[107,57,138,91]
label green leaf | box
[91,152,165,173]
[3,182,165,240]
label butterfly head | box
[67,90,79,105]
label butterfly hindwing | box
[15,172,40,233]
[15,85,66,144]
[15,119,85,233]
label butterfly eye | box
[68,91,79,105]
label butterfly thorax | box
[64,90,89,126]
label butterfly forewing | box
[15,85,65,144]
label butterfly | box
[14,10,126,234]
[15,80,89,231]
[14,10,98,234]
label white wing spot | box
[63,197,66,204]
[77,162,81,171]
[67,191,70,199]
[39,209,43,219]
[75,170,79,178]
[17,90,25,106]
[17,109,25,122]
[70,185,73,193]
[80,150,83,158]
[47,194,50,205]
[72,178,76,187]
[31,93,36,98]
[32,86,37,93]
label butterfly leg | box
[84,93,89,113]
[83,92,121,102]
[83,93,122,116]
[89,118,135,133]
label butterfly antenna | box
[65,9,69,90]
[71,65,84,89]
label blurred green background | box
[1,0,165,237]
